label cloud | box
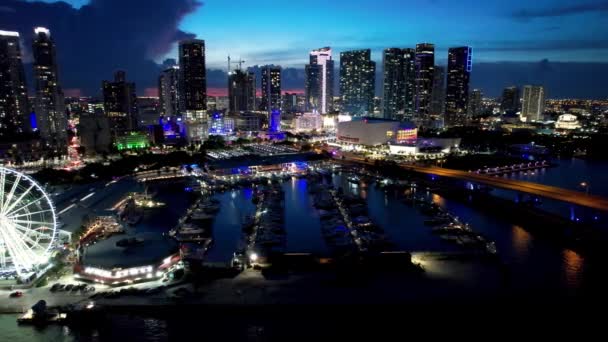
[512,1,608,20]
[1,0,202,95]
[474,39,608,52]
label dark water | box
[5,159,607,340]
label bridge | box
[340,155,608,212]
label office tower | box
[521,85,545,122]
[430,66,445,117]
[0,30,28,138]
[32,27,67,145]
[228,69,256,114]
[414,43,435,123]
[305,47,334,114]
[381,48,414,119]
[468,89,483,117]
[340,49,375,116]
[246,71,256,111]
[402,48,416,117]
[102,70,137,133]
[283,93,299,114]
[158,66,180,118]
[261,66,281,112]
[179,39,207,120]
[501,86,520,114]
[445,46,472,127]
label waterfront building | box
[32,27,67,146]
[381,48,415,120]
[340,49,375,116]
[337,117,417,146]
[445,46,472,127]
[414,43,435,124]
[521,85,545,122]
[179,39,207,121]
[294,112,323,132]
[0,30,28,138]
[305,47,334,114]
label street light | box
[580,182,590,195]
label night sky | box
[2,0,608,98]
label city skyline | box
[1,0,607,98]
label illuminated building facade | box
[102,71,137,134]
[115,132,150,150]
[340,49,375,116]
[179,39,207,121]
[430,66,445,118]
[445,46,472,127]
[261,66,281,112]
[305,47,334,114]
[414,43,435,123]
[32,27,67,146]
[381,48,415,119]
[158,66,180,118]
[294,112,323,132]
[501,86,520,114]
[0,30,28,138]
[337,117,417,146]
[521,85,545,122]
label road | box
[339,153,608,212]
[53,177,143,233]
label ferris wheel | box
[0,167,57,277]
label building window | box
[386,131,394,138]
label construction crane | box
[227,55,246,73]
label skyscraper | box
[32,27,67,145]
[261,66,281,112]
[179,39,207,121]
[381,48,415,120]
[305,47,334,114]
[468,89,483,117]
[500,86,520,114]
[414,43,435,123]
[430,66,445,118]
[228,69,255,114]
[340,49,375,116]
[521,85,545,122]
[382,48,404,119]
[158,66,180,118]
[102,71,137,134]
[246,71,256,111]
[0,30,28,138]
[445,46,472,127]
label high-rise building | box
[179,39,207,121]
[445,46,472,127]
[282,93,300,114]
[414,43,435,123]
[0,30,28,138]
[500,86,520,114]
[430,66,445,118]
[521,85,545,122]
[305,47,334,114]
[340,49,375,116]
[468,89,483,117]
[102,70,137,133]
[32,27,67,145]
[228,69,256,114]
[261,66,281,112]
[246,71,256,111]
[381,48,415,119]
[158,66,180,118]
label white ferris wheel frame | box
[0,167,57,276]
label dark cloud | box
[1,0,202,95]
[470,60,608,99]
[512,1,608,20]
[474,39,608,52]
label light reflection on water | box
[563,249,584,289]
[512,225,532,262]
